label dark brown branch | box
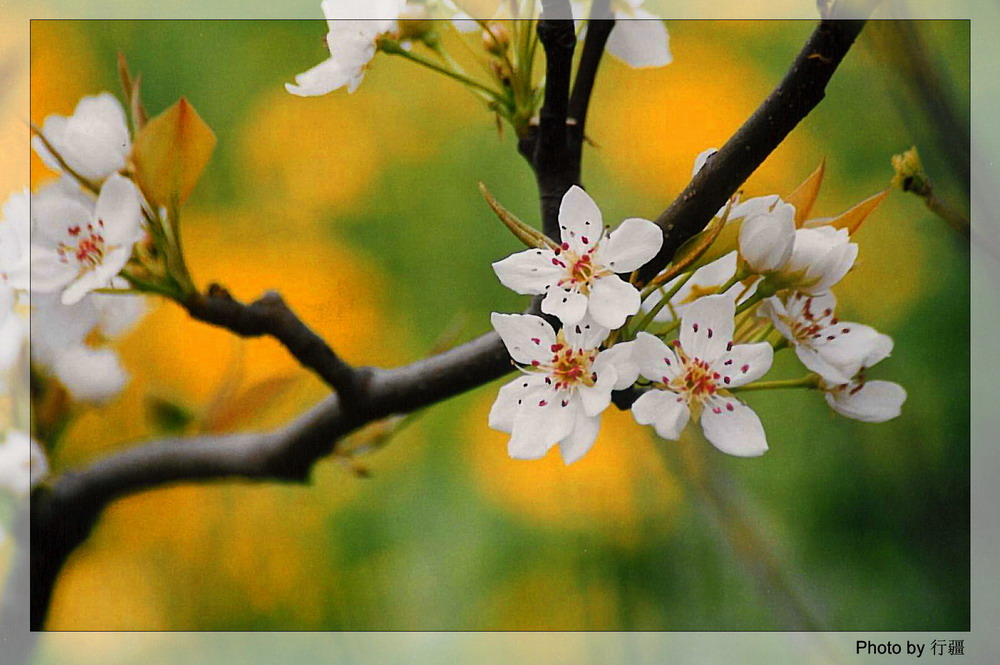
[635,19,867,285]
[568,1,614,134]
[184,285,367,403]
[30,329,512,629]
[525,2,578,238]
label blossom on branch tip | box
[488,313,624,464]
[492,186,662,329]
[738,200,797,274]
[30,174,143,305]
[605,1,672,68]
[32,93,131,181]
[630,294,773,457]
[285,0,407,96]
[760,291,892,385]
[772,225,858,294]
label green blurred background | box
[28,19,969,638]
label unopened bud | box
[482,22,509,56]
[891,146,929,195]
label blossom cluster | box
[486,156,906,465]
[0,92,165,501]
[286,1,670,136]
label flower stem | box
[630,269,696,338]
[729,374,820,393]
[380,40,505,102]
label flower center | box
[526,331,598,392]
[672,356,719,405]
[553,238,612,295]
[786,293,851,346]
[58,219,107,273]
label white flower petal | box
[94,174,142,246]
[826,380,906,423]
[541,287,589,325]
[606,10,671,68]
[286,57,356,96]
[700,397,768,457]
[490,312,556,365]
[577,364,617,417]
[52,345,128,403]
[599,217,662,273]
[587,275,641,329]
[561,317,609,351]
[632,389,690,440]
[59,93,131,180]
[27,245,77,294]
[678,293,734,363]
[692,148,717,177]
[595,340,640,390]
[508,390,575,459]
[633,331,680,383]
[492,248,562,295]
[489,374,546,433]
[557,186,603,251]
[557,412,602,465]
[738,202,796,273]
[717,342,773,388]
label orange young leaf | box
[804,189,890,235]
[130,97,216,207]
[785,157,826,227]
[201,374,300,433]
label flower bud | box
[483,22,510,56]
[738,201,796,274]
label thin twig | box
[184,285,367,403]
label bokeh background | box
[25,17,968,640]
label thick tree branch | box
[184,285,367,403]
[635,19,867,285]
[522,2,578,238]
[568,1,614,134]
[30,329,512,629]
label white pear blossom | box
[31,174,143,305]
[31,288,145,404]
[817,332,905,423]
[0,431,48,496]
[489,313,627,464]
[738,200,797,274]
[759,291,892,385]
[823,377,906,423]
[286,0,407,96]
[773,225,858,294]
[0,188,30,292]
[630,294,773,457]
[606,0,671,68]
[32,93,130,181]
[492,186,662,329]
